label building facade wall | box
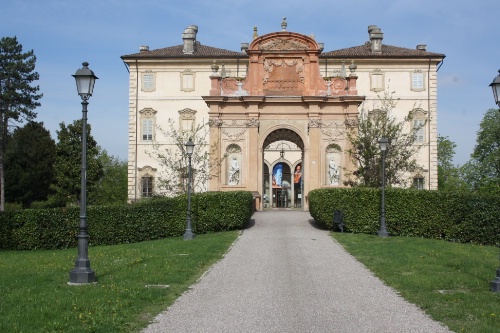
[122,24,444,206]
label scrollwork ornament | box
[308,119,323,128]
[208,118,223,127]
[245,118,260,127]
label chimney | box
[416,44,427,51]
[182,25,198,55]
[140,45,149,53]
[368,25,383,55]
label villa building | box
[121,20,445,210]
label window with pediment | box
[409,108,427,143]
[139,108,157,142]
[178,108,197,133]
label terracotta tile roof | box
[322,42,445,58]
[121,42,246,59]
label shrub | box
[309,188,500,246]
[0,191,254,250]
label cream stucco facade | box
[121,22,445,210]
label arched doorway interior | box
[262,128,304,209]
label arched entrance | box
[203,29,363,211]
[262,128,304,210]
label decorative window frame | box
[178,108,197,133]
[410,70,426,92]
[370,69,385,92]
[138,166,157,197]
[411,167,427,190]
[141,71,156,92]
[409,108,427,143]
[180,69,195,92]
[139,108,157,142]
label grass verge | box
[332,232,500,333]
[0,231,239,333]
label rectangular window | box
[182,74,194,90]
[182,119,193,132]
[142,119,153,141]
[142,73,156,92]
[413,177,424,190]
[413,119,425,142]
[143,74,153,89]
[370,73,384,91]
[411,72,425,91]
[142,176,153,197]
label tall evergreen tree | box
[50,120,103,205]
[5,121,55,207]
[0,36,42,210]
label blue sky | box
[1,0,499,165]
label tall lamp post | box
[69,62,98,284]
[378,137,389,238]
[184,138,195,240]
[489,70,500,292]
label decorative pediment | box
[258,38,310,51]
[139,108,157,117]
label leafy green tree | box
[460,108,500,194]
[90,149,127,206]
[4,121,55,208]
[50,120,103,205]
[344,92,425,187]
[0,36,42,210]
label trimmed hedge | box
[309,188,500,246]
[0,191,254,250]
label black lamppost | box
[69,62,98,284]
[490,69,500,107]
[184,138,195,240]
[489,70,500,292]
[378,137,389,238]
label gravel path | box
[142,211,454,333]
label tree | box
[90,149,127,206]
[0,36,42,210]
[4,121,55,208]
[437,135,469,191]
[147,119,225,196]
[50,120,103,205]
[344,92,425,187]
[460,108,500,194]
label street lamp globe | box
[490,70,500,107]
[72,62,98,100]
[185,137,195,156]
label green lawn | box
[2,229,499,332]
[332,232,500,333]
[0,231,239,333]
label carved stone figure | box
[228,157,240,185]
[328,157,339,185]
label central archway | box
[261,128,305,210]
